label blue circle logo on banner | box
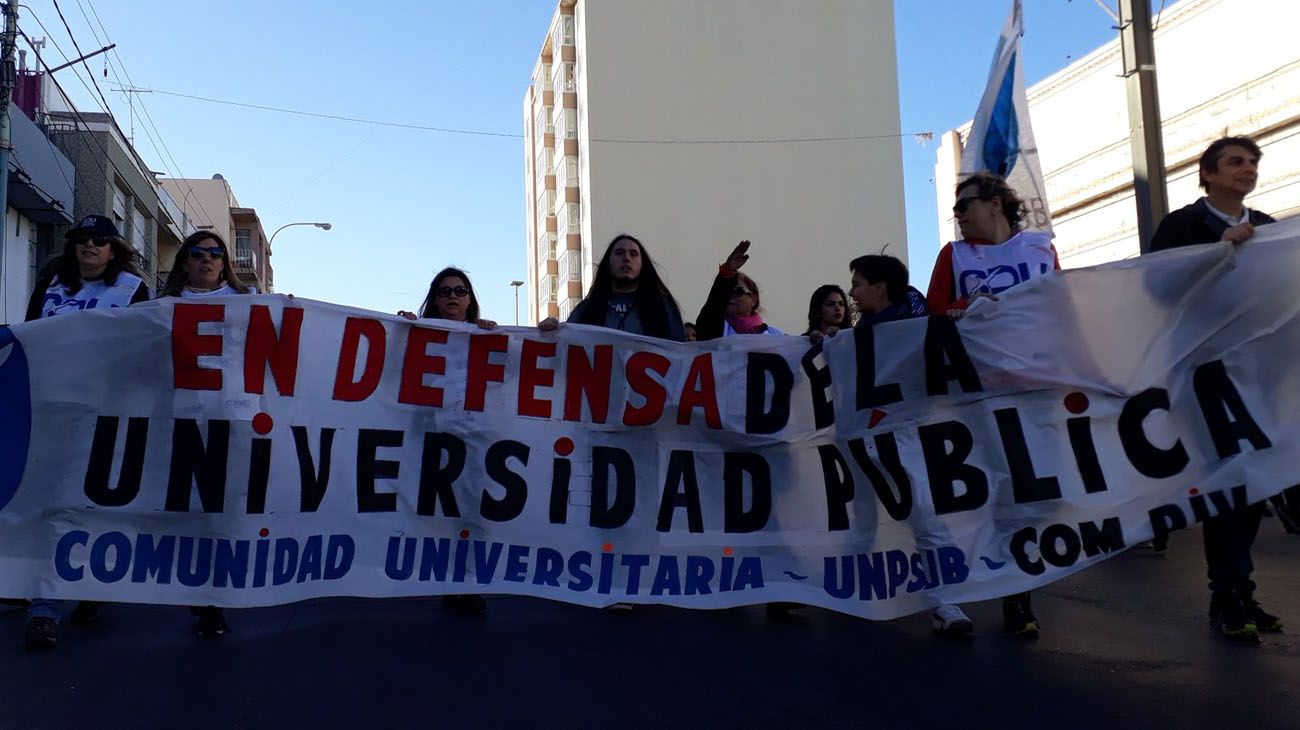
[0,327,32,511]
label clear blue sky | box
[23,0,1146,322]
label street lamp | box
[269,221,332,248]
[510,280,524,325]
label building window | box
[562,15,575,45]
[563,62,576,92]
[112,186,127,231]
[565,110,576,139]
[566,158,578,186]
[567,202,580,229]
[235,229,254,269]
[566,250,582,281]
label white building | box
[523,0,907,331]
[934,0,1300,266]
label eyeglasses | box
[730,286,754,298]
[952,195,991,215]
[76,237,112,248]
[188,246,226,259]
[436,286,471,298]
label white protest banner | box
[2,220,1299,618]
[960,0,1053,233]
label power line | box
[68,0,218,230]
[144,86,931,145]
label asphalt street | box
[2,522,1297,730]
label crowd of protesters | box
[8,135,1296,651]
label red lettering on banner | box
[678,353,722,428]
[563,344,613,423]
[465,334,509,412]
[398,327,449,407]
[244,305,304,396]
[518,339,557,418]
[332,317,387,401]
[172,303,225,391]
[622,352,671,426]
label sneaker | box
[24,616,57,651]
[1242,598,1283,633]
[194,606,229,639]
[68,601,101,626]
[1209,591,1259,641]
[602,602,634,614]
[933,603,974,635]
[1002,593,1039,637]
[441,594,488,615]
[765,602,807,622]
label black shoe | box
[1002,593,1039,637]
[441,594,488,615]
[68,601,102,626]
[24,617,57,651]
[766,602,807,622]
[1209,591,1259,641]
[195,606,229,639]
[1242,598,1283,633]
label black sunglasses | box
[75,236,113,248]
[189,246,226,259]
[952,194,992,215]
[437,285,471,298]
[730,286,754,298]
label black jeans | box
[1202,502,1265,594]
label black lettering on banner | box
[84,416,149,507]
[800,344,835,429]
[549,456,572,524]
[357,429,403,513]
[994,407,1061,503]
[923,316,983,396]
[1067,417,1108,494]
[417,432,465,517]
[481,440,530,522]
[293,426,336,512]
[847,435,912,521]
[246,438,272,514]
[1192,360,1272,458]
[745,353,793,435]
[818,443,854,531]
[590,446,635,528]
[165,419,230,513]
[853,324,902,410]
[723,451,772,533]
[918,420,989,514]
[657,450,704,533]
[1118,388,1188,479]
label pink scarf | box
[726,313,766,335]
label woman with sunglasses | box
[156,230,252,640]
[20,215,151,651]
[158,230,253,298]
[401,267,494,614]
[694,240,784,340]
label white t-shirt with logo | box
[40,272,146,318]
[949,230,1057,299]
[178,284,257,298]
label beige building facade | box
[524,0,907,331]
[934,0,1300,266]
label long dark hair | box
[805,284,849,335]
[418,267,481,323]
[51,232,146,294]
[575,234,682,338]
[159,231,251,297]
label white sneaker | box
[932,603,974,634]
[602,602,634,614]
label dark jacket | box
[568,292,687,342]
[695,272,781,340]
[861,286,929,327]
[1151,198,1275,252]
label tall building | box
[159,175,273,293]
[523,0,907,331]
[934,0,1300,266]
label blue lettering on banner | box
[0,327,32,512]
[822,546,970,601]
[958,261,1051,297]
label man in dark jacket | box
[1150,135,1283,642]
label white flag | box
[960,0,1053,233]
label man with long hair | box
[540,234,686,342]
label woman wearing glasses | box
[401,267,494,614]
[20,215,151,651]
[157,230,253,640]
[158,230,254,298]
[694,240,784,340]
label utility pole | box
[1117,0,1168,254]
[0,0,19,322]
